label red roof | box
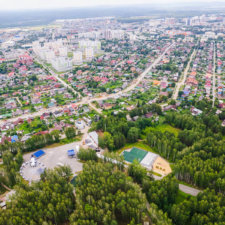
[34,131,49,135]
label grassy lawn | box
[44,136,82,149]
[59,136,82,144]
[175,190,193,204]
[144,124,180,137]
[117,141,156,154]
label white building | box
[205,32,216,39]
[85,131,99,149]
[73,51,83,65]
[111,30,125,39]
[45,51,55,61]
[51,57,73,72]
[84,47,94,60]
[58,47,68,57]
[1,40,15,49]
[79,40,101,53]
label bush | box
[77,148,98,161]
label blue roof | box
[33,150,45,158]
[48,102,55,107]
[67,149,75,156]
[183,91,190,95]
[11,135,18,143]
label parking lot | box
[23,142,83,180]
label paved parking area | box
[23,142,83,180]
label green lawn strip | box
[175,190,194,204]
[149,171,162,177]
[59,136,82,145]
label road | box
[172,49,197,100]
[212,41,216,107]
[152,174,202,196]
[179,184,202,196]
[89,102,102,114]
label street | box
[172,49,197,100]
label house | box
[153,80,160,86]
[191,107,202,116]
[126,114,132,121]
[75,120,85,130]
[85,131,99,149]
[222,120,225,127]
[54,111,63,118]
[187,77,198,86]
[218,103,225,109]
[145,112,153,118]
[21,135,31,142]
[101,103,114,110]
[126,105,135,111]
[83,117,92,126]
[133,116,139,121]
[163,105,176,112]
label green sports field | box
[123,147,148,163]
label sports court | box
[123,147,148,163]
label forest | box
[2,100,225,224]
[93,100,225,224]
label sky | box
[0,0,224,11]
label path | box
[15,97,22,107]
[172,49,197,100]
[1,183,11,191]
[89,102,102,114]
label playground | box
[23,142,83,181]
